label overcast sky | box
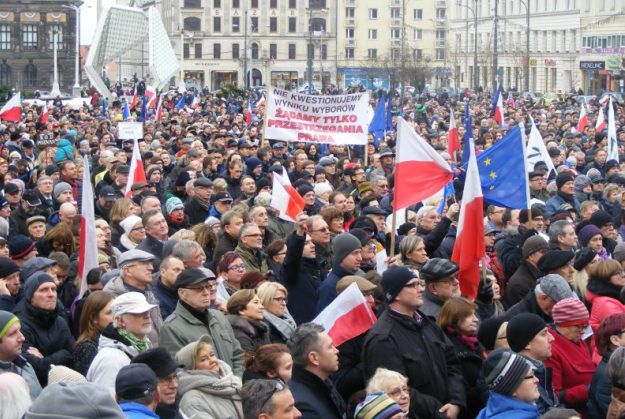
[81,0,117,46]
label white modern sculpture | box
[84,2,179,98]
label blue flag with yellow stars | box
[462,125,529,209]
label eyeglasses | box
[185,282,217,292]
[404,280,425,289]
[244,233,263,238]
[228,264,246,271]
[131,226,145,232]
[388,385,409,398]
[312,226,330,233]
[273,297,288,303]
[259,380,286,413]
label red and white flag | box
[77,155,99,298]
[451,136,485,300]
[393,117,453,211]
[124,139,147,198]
[577,103,589,133]
[596,106,607,133]
[493,87,504,127]
[129,86,138,110]
[270,170,304,222]
[155,94,164,122]
[0,92,21,122]
[40,105,49,124]
[313,282,377,347]
[256,94,266,108]
[145,85,157,108]
[246,100,253,125]
[448,107,460,161]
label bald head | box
[59,203,77,225]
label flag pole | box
[389,211,397,259]
[364,144,369,170]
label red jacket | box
[545,327,596,411]
[586,290,625,333]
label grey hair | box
[548,220,572,243]
[608,346,625,387]
[415,205,436,225]
[370,175,386,187]
[241,379,290,419]
[287,323,325,367]
[305,215,325,231]
[366,368,408,395]
[238,222,260,241]
[399,235,424,262]
[140,196,161,213]
[171,240,205,262]
[0,372,32,419]
[248,205,267,220]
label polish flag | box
[191,95,200,109]
[493,85,504,127]
[270,170,304,222]
[313,282,377,347]
[155,94,164,122]
[40,105,49,124]
[77,155,99,298]
[596,106,607,133]
[577,103,589,133]
[129,86,138,110]
[393,117,453,211]
[256,94,266,108]
[448,107,460,161]
[0,92,21,122]
[124,139,147,198]
[246,100,253,125]
[145,85,157,108]
[451,132,485,300]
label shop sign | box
[607,58,621,69]
[544,59,556,66]
[580,61,605,70]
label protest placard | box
[265,87,369,145]
[118,122,144,140]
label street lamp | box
[306,8,328,94]
[457,1,478,91]
[50,27,61,97]
[519,0,530,93]
[61,2,83,97]
[179,30,193,92]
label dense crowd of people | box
[0,84,624,419]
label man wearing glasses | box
[159,267,244,377]
[419,258,461,321]
[235,223,269,274]
[363,266,466,419]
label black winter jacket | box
[290,365,346,419]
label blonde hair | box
[366,368,408,395]
[256,282,288,309]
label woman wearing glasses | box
[117,215,145,252]
[544,298,595,415]
[365,368,413,419]
[216,251,246,305]
[478,350,540,419]
[256,282,296,344]
[175,335,244,419]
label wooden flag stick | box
[389,210,397,260]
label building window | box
[213,17,221,32]
[251,42,259,59]
[321,44,327,59]
[0,62,9,86]
[49,25,64,50]
[270,17,277,32]
[184,17,201,31]
[251,0,258,8]
[251,17,259,32]
[310,0,326,8]
[288,43,296,59]
[233,43,240,59]
[0,25,11,50]
[367,48,377,59]
[195,43,202,58]
[414,29,422,40]
[413,49,422,60]
[289,0,297,8]
[345,7,355,17]
[213,43,220,58]
[233,0,240,7]
[345,28,354,38]
[345,48,354,59]
[214,0,221,7]
[391,7,400,18]
[24,63,37,87]
[368,9,378,19]
[269,43,277,59]
[270,0,277,7]
[391,29,400,39]
[307,43,314,59]
[183,43,190,58]
[391,48,400,59]
[22,24,38,50]
[414,9,423,20]
[288,17,296,32]
[310,18,325,32]
[184,0,201,7]
[368,29,377,40]
[232,17,240,32]
[436,48,445,60]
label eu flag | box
[121,100,130,120]
[175,94,185,110]
[369,94,386,147]
[463,125,529,209]
[141,95,148,120]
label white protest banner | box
[265,86,369,145]
[118,122,144,140]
